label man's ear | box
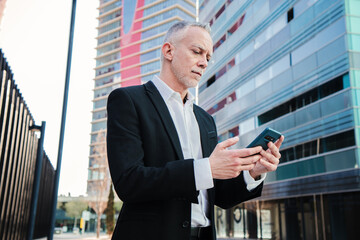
[162,42,174,61]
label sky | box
[0,0,98,196]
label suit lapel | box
[193,105,211,158]
[144,81,184,160]
[194,105,216,202]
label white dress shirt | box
[151,76,265,227]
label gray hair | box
[160,21,211,63]
[163,21,211,44]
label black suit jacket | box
[106,81,263,240]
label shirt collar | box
[151,75,195,105]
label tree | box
[105,183,115,235]
[114,200,123,213]
[65,200,88,230]
[88,130,111,238]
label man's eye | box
[193,50,200,54]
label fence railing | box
[0,49,55,240]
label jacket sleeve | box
[207,116,263,209]
[106,88,198,203]
[214,174,263,209]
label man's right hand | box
[209,137,262,179]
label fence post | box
[27,121,46,240]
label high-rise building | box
[88,0,196,195]
[199,0,360,239]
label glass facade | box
[89,0,196,194]
[215,191,360,240]
[199,0,360,239]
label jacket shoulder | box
[193,104,213,121]
[108,85,147,104]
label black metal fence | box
[0,49,55,239]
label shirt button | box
[182,221,189,228]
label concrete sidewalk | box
[36,232,111,240]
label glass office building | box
[88,0,196,194]
[198,0,360,239]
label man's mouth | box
[191,70,202,77]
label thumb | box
[217,136,239,150]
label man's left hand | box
[249,135,284,179]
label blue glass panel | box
[325,149,356,172]
[314,0,338,17]
[297,157,326,177]
[350,52,360,69]
[343,73,350,89]
[290,5,314,36]
[273,113,296,132]
[92,120,107,132]
[256,81,272,102]
[348,34,360,51]
[295,103,321,126]
[140,49,161,62]
[292,54,317,80]
[320,91,351,117]
[317,36,346,66]
[276,163,299,180]
[123,0,137,34]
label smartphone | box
[247,127,282,150]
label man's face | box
[170,26,213,89]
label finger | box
[274,135,284,148]
[237,163,256,171]
[237,154,261,165]
[217,136,239,150]
[267,142,281,159]
[260,150,279,165]
[230,146,262,158]
[259,158,278,172]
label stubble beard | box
[171,63,199,89]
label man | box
[106,21,284,240]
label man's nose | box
[198,56,208,69]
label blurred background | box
[1,0,360,239]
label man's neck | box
[158,73,188,101]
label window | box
[96,63,120,76]
[206,75,216,88]
[213,35,226,51]
[287,8,294,22]
[258,73,347,125]
[215,66,227,80]
[215,5,226,20]
[320,130,355,153]
[228,14,245,36]
[229,126,239,137]
[207,92,236,115]
[279,130,355,163]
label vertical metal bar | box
[7,96,22,240]
[14,115,32,240]
[11,111,29,240]
[22,133,37,240]
[313,195,319,240]
[27,121,46,240]
[0,70,7,122]
[320,194,326,239]
[8,101,24,240]
[278,201,283,240]
[0,78,12,240]
[49,0,77,239]
[1,87,17,240]
[0,79,11,167]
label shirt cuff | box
[193,158,214,190]
[243,170,266,191]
